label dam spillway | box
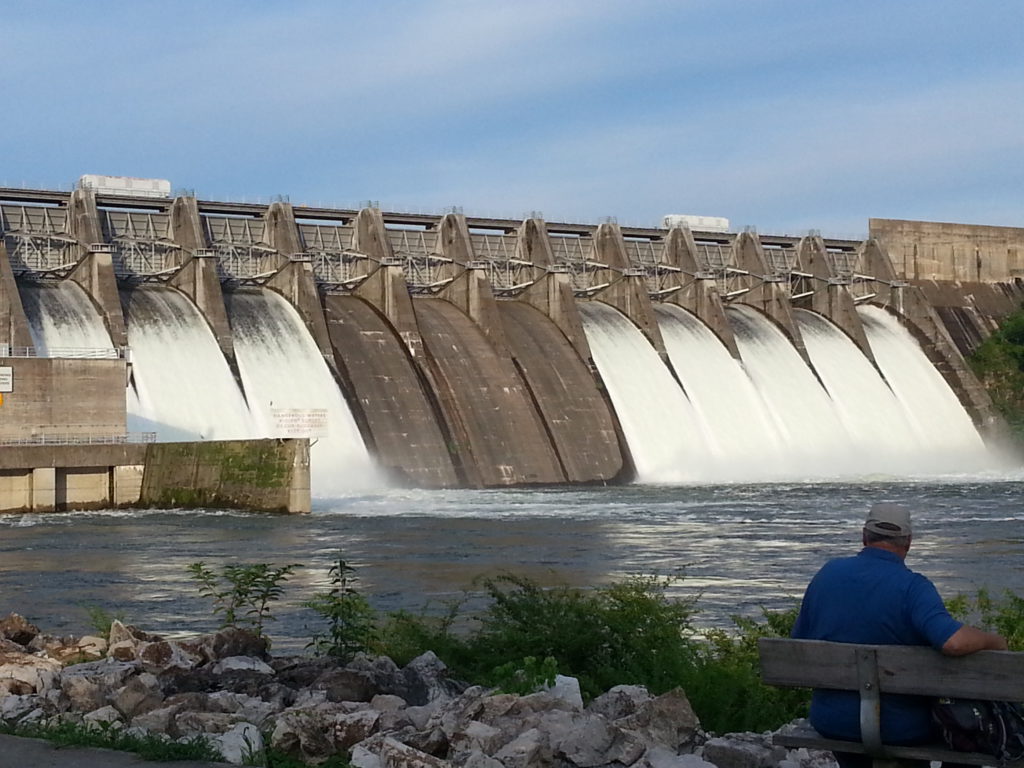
[1,184,1019,494]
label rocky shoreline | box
[0,614,835,768]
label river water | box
[2,478,1022,650]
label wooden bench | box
[758,638,1024,767]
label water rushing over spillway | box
[582,300,993,482]
[858,305,989,470]
[123,286,256,442]
[20,281,117,355]
[226,289,380,493]
[579,301,710,482]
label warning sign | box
[0,367,11,394]
[271,408,329,438]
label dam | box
[1,182,1022,498]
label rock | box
[350,741,384,768]
[113,672,164,719]
[493,727,551,768]
[552,712,646,767]
[315,666,377,702]
[109,620,158,646]
[270,704,349,761]
[206,627,270,661]
[545,674,584,711]
[644,748,718,768]
[0,694,43,722]
[334,708,382,749]
[703,733,785,768]
[0,613,40,645]
[211,656,274,675]
[61,671,106,712]
[78,635,108,655]
[462,750,504,768]
[448,719,504,759]
[108,640,139,661]
[378,736,452,768]
[177,710,244,735]
[617,688,702,752]
[0,652,62,693]
[216,721,264,765]
[372,693,408,713]
[207,691,279,727]
[401,651,465,706]
[131,704,180,735]
[588,684,652,722]
[137,640,205,674]
[83,704,123,727]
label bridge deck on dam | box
[498,301,625,483]
[324,295,459,489]
[413,298,566,487]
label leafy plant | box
[969,307,1024,442]
[81,605,124,641]
[491,655,559,695]
[188,561,300,639]
[947,588,1024,651]
[304,557,377,661]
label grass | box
[0,719,222,762]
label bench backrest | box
[759,638,1024,701]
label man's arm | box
[941,625,1009,656]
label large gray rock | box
[378,736,452,767]
[0,613,40,645]
[0,693,43,722]
[703,733,787,768]
[493,727,551,768]
[216,721,264,765]
[113,672,164,719]
[617,688,702,752]
[136,639,204,674]
[334,708,382,749]
[270,703,350,762]
[587,684,653,722]
[550,711,646,767]
[0,651,62,694]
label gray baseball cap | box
[864,502,912,537]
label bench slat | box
[775,722,1024,767]
[759,638,1024,701]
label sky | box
[3,1,1023,238]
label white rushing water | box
[655,304,787,478]
[579,301,712,482]
[19,281,117,356]
[124,286,256,441]
[227,288,381,494]
[794,308,930,473]
[857,304,990,471]
[725,305,859,475]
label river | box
[1,478,1022,650]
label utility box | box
[662,214,730,233]
[78,175,172,199]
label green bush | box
[946,588,1024,650]
[188,561,300,640]
[969,307,1024,440]
[305,558,377,661]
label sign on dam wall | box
[0,183,1020,499]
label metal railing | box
[0,346,127,360]
[0,432,156,446]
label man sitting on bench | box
[792,502,1008,768]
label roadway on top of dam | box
[0,186,860,250]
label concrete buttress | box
[513,218,595,366]
[65,188,128,348]
[263,202,336,368]
[662,224,740,359]
[732,231,809,365]
[167,196,238,367]
[351,208,425,359]
[591,222,667,357]
[0,242,34,348]
[796,234,875,364]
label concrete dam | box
[2,184,1022,493]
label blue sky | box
[3,1,1022,237]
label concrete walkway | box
[0,734,233,768]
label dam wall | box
[1,183,1018,490]
[0,439,309,514]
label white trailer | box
[662,214,730,233]
[77,175,172,199]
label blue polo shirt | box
[791,547,963,744]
